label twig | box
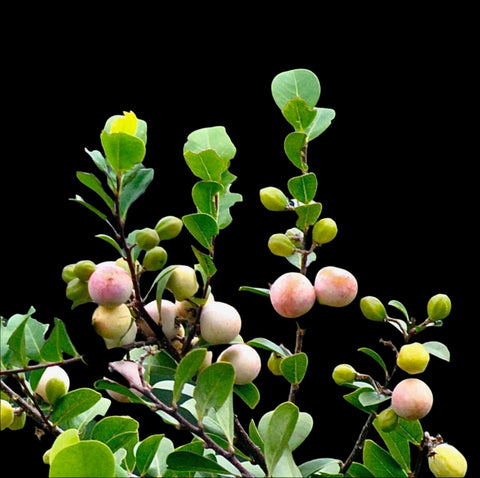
[288,324,306,403]
[234,415,267,474]
[0,356,83,377]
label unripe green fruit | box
[92,304,133,340]
[136,228,160,250]
[376,407,398,432]
[8,411,26,430]
[34,366,70,404]
[217,344,262,385]
[397,342,430,374]
[66,278,92,304]
[314,266,358,307]
[427,294,451,321]
[143,246,168,271]
[0,400,14,431]
[270,272,316,318]
[332,364,357,385]
[360,296,387,322]
[267,353,284,376]
[155,215,183,240]
[200,301,242,345]
[312,218,338,244]
[167,265,199,301]
[428,443,467,477]
[73,260,96,281]
[259,187,289,211]
[61,264,76,283]
[268,233,295,257]
[391,378,433,420]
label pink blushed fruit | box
[391,378,433,420]
[314,266,358,307]
[88,262,133,307]
[270,272,316,318]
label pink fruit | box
[88,262,133,307]
[200,301,242,345]
[314,266,358,307]
[144,299,179,340]
[391,378,433,420]
[217,344,262,385]
[270,272,316,318]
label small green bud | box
[360,296,387,322]
[73,260,96,281]
[0,399,14,431]
[136,228,160,250]
[312,218,338,244]
[66,278,92,306]
[267,352,284,376]
[143,246,168,271]
[268,233,295,257]
[376,408,399,432]
[332,364,357,385]
[427,293,451,321]
[7,411,26,430]
[61,264,76,283]
[155,216,183,240]
[259,187,289,211]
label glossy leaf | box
[135,434,165,476]
[119,166,154,220]
[344,388,378,414]
[100,131,146,172]
[284,131,308,171]
[50,388,102,426]
[288,173,317,204]
[345,462,375,477]
[95,234,124,256]
[49,440,116,478]
[282,97,317,132]
[6,309,36,367]
[295,202,322,230]
[215,391,234,445]
[247,337,287,357]
[184,126,236,162]
[363,440,408,477]
[358,390,390,407]
[182,213,218,251]
[173,348,207,405]
[60,397,111,434]
[70,194,108,221]
[166,450,234,475]
[192,246,217,279]
[233,382,260,409]
[272,68,321,109]
[422,341,450,362]
[299,458,342,477]
[306,107,336,141]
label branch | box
[0,356,83,377]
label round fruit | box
[270,272,316,318]
[144,299,179,340]
[360,296,387,321]
[103,321,137,349]
[259,187,289,211]
[143,246,168,271]
[136,228,160,250]
[73,260,96,281]
[397,343,430,374]
[200,301,242,345]
[0,400,14,431]
[428,443,467,477]
[92,304,133,340]
[314,266,358,307]
[376,407,398,433]
[88,263,133,307]
[427,294,452,322]
[391,378,433,420]
[217,344,261,385]
[34,366,70,404]
[166,265,199,301]
[312,218,338,245]
[332,364,357,385]
[155,216,183,240]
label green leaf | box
[358,347,389,376]
[306,107,336,141]
[215,390,234,445]
[247,337,287,357]
[288,173,317,204]
[22,314,49,363]
[100,131,146,172]
[234,382,260,409]
[295,202,322,230]
[343,388,379,414]
[50,388,102,426]
[7,311,34,367]
[143,436,174,478]
[264,401,300,475]
[166,450,234,475]
[345,462,375,477]
[388,300,410,322]
[192,180,223,217]
[282,97,318,131]
[94,380,147,405]
[272,68,321,109]
[395,418,424,446]
[60,397,111,434]
[194,362,235,420]
[217,184,242,229]
[284,132,308,171]
[239,286,270,297]
[184,126,236,162]
[299,458,342,477]
[192,246,217,279]
[422,341,450,362]
[182,213,218,251]
[49,440,116,478]
[91,416,139,472]
[95,234,124,256]
[70,194,108,221]
[363,440,408,477]
[119,166,154,220]
[76,171,115,211]
[280,353,308,385]
[135,434,165,476]
[173,348,207,405]
[41,317,80,362]
[289,411,313,451]
[184,149,227,181]
[358,390,390,407]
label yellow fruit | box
[92,304,133,340]
[397,343,430,374]
[428,443,467,477]
[0,400,14,431]
[332,364,357,385]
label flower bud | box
[267,353,284,376]
[376,407,398,432]
[136,228,160,251]
[155,216,183,240]
[259,187,289,211]
[332,364,357,385]
[360,296,387,322]
[427,294,451,322]
[428,443,467,477]
[142,246,168,271]
[66,278,92,306]
[312,218,338,244]
[8,411,26,430]
[268,233,295,257]
[61,264,76,283]
[73,260,96,281]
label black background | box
[2,7,476,477]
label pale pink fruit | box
[200,301,242,344]
[391,378,433,420]
[88,263,133,307]
[144,299,179,340]
[314,266,358,307]
[270,272,316,318]
[217,344,261,385]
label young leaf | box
[184,149,227,181]
[192,246,217,279]
[422,341,450,362]
[343,388,379,414]
[76,171,115,211]
[70,194,108,221]
[49,440,116,478]
[299,458,342,477]
[288,173,318,204]
[388,300,410,322]
[363,440,408,477]
[272,68,321,110]
[358,390,390,407]
[306,107,336,141]
[295,202,322,230]
[184,126,236,162]
[50,388,102,426]
[284,132,308,171]
[100,131,146,172]
[173,348,207,405]
[282,97,318,132]
[182,213,218,251]
[358,347,389,377]
[95,234,124,256]
[119,166,154,220]
[192,180,223,217]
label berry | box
[217,344,262,385]
[92,304,133,340]
[155,216,183,240]
[34,366,70,404]
[427,294,452,322]
[270,272,316,318]
[428,443,467,477]
[268,233,295,257]
[200,301,242,345]
[397,343,430,374]
[391,378,433,420]
[312,218,338,245]
[332,364,357,385]
[376,407,398,432]
[0,400,14,431]
[143,246,168,271]
[88,263,133,307]
[136,228,160,250]
[73,260,96,281]
[166,265,199,301]
[314,266,358,307]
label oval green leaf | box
[272,69,321,109]
[173,348,207,405]
[182,213,218,251]
[288,173,317,204]
[280,352,308,385]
